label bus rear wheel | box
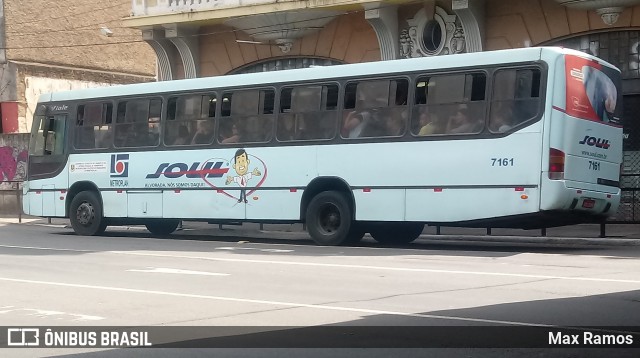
[69,191,106,236]
[370,222,424,244]
[306,191,353,246]
[145,220,181,236]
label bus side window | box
[219,89,274,144]
[165,93,216,146]
[74,102,113,150]
[342,79,408,139]
[489,68,541,133]
[114,98,162,147]
[278,84,337,142]
[412,73,486,136]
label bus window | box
[219,89,274,144]
[278,84,338,141]
[30,114,66,156]
[489,68,541,133]
[165,94,216,146]
[412,73,486,136]
[342,79,408,139]
[75,102,113,149]
[114,98,162,147]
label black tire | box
[69,191,105,236]
[370,222,425,244]
[306,191,353,246]
[145,220,180,236]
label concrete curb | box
[2,217,639,246]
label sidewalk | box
[2,215,639,245]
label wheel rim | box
[76,201,95,226]
[317,203,341,235]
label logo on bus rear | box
[579,135,610,149]
[110,154,129,177]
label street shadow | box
[60,290,640,357]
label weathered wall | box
[0,134,29,215]
[3,0,155,77]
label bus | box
[23,47,623,246]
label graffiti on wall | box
[0,146,28,183]
[0,134,30,189]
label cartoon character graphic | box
[225,149,262,203]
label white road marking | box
[216,247,294,253]
[0,276,552,327]
[0,307,104,321]
[1,244,638,284]
[127,267,229,276]
[0,244,93,253]
[112,251,640,285]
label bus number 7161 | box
[491,158,514,167]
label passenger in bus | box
[416,108,445,135]
[489,103,514,133]
[342,110,372,138]
[221,123,240,144]
[172,125,191,145]
[447,105,482,134]
[385,110,406,136]
[191,120,214,144]
[277,115,296,141]
[114,125,129,147]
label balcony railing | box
[131,0,294,17]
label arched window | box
[230,57,344,74]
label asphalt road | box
[0,219,639,357]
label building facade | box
[126,0,640,222]
[0,0,156,134]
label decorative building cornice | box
[142,29,175,81]
[364,3,399,60]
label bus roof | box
[41,47,609,103]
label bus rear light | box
[549,148,565,180]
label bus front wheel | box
[69,191,106,236]
[370,223,424,244]
[145,220,180,236]
[306,191,353,246]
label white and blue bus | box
[23,47,623,245]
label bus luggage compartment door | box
[128,191,163,218]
